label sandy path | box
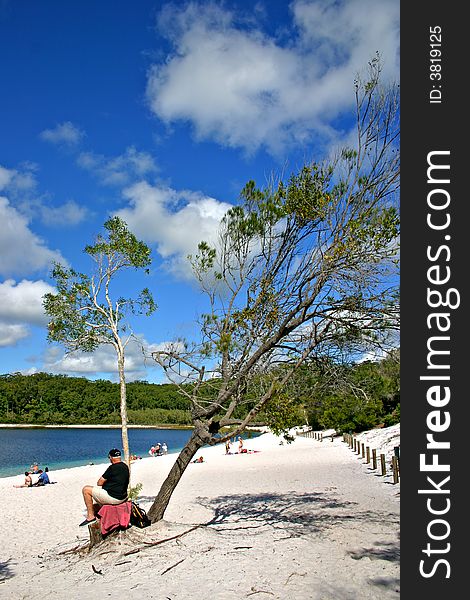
[0,433,399,599]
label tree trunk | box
[117,351,130,466]
[88,520,103,548]
[147,428,207,523]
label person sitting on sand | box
[80,448,129,527]
[225,439,232,454]
[29,463,40,474]
[13,472,32,488]
[33,469,50,486]
[238,436,244,453]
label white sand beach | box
[0,427,400,599]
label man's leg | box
[82,485,97,521]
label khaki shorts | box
[91,486,127,505]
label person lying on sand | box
[80,448,129,527]
[13,472,32,488]
[192,456,204,463]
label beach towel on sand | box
[97,501,131,535]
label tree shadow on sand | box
[199,491,400,594]
[135,491,399,594]
[199,490,398,537]
[348,540,400,563]
[0,558,15,583]
[138,490,399,546]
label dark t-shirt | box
[101,461,129,500]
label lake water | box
[0,427,194,478]
[0,427,259,478]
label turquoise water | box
[0,427,259,478]
[0,427,193,478]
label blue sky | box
[0,0,399,383]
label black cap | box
[108,448,121,457]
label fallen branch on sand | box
[247,588,275,596]
[122,524,202,556]
[160,558,185,575]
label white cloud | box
[42,335,165,382]
[0,279,56,347]
[39,121,84,146]
[0,279,55,326]
[0,164,37,195]
[0,165,14,189]
[146,0,399,155]
[0,196,66,277]
[115,181,231,277]
[0,322,29,347]
[77,146,158,186]
[38,200,90,227]
[0,163,87,227]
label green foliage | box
[303,352,400,433]
[42,217,157,461]
[319,394,384,433]
[0,372,191,425]
[383,403,400,427]
[260,393,306,439]
[43,216,156,352]
[127,482,143,501]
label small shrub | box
[128,482,143,501]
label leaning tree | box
[146,59,400,523]
[43,216,156,465]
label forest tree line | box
[0,372,192,426]
[0,351,399,432]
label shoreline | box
[0,423,269,480]
[0,423,193,429]
[0,423,267,431]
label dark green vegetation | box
[0,373,191,426]
[0,349,399,434]
[275,350,400,435]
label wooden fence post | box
[366,446,370,463]
[380,453,386,476]
[392,456,399,484]
[372,449,377,469]
[361,443,365,458]
[394,447,400,476]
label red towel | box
[97,502,131,535]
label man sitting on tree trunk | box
[79,448,129,527]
